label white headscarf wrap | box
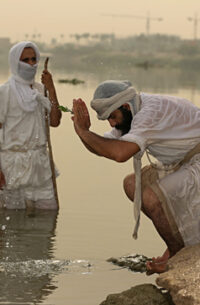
[91,80,143,239]
[8,41,50,112]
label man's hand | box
[41,69,55,92]
[72,98,91,135]
[71,98,140,161]
[0,170,6,190]
[41,69,62,127]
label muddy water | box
[0,69,199,305]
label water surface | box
[0,67,200,305]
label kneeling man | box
[72,80,200,273]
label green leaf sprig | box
[58,105,73,114]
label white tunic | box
[105,92,200,246]
[0,81,54,208]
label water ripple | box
[0,259,92,277]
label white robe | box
[0,81,55,208]
[105,92,200,246]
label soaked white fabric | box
[0,186,56,209]
[105,92,200,245]
[159,154,200,246]
[106,92,200,164]
[0,82,56,209]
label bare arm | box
[80,138,101,156]
[72,98,140,162]
[41,70,62,127]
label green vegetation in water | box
[58,78,85,85]
[58,105,73,113]
[107,253,150,273]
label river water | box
[0,66,200,305]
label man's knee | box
[123,173,135,201]
[142,186,161,216]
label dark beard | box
[115,107,132,136]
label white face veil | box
[9,41,40,81]
[8,41,42,112]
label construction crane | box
[102,11,163,36]
[187,13,200,40]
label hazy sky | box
[1,0,200,43]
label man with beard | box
[72,80,200,274]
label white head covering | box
[9,41,40,80]
[8,41,49,112]
[91,80,140,120]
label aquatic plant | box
[58,105,73,113]
[58,78,85,85]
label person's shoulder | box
[0,82,10,109]
[139,92,162,110]
[0,81,10,95]
[140,92,165,100]
[140,92,160,104]
[140,92,182,108]
[0,81,9,90]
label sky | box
[1,0,200,43]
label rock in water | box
[107,253,150,273]
[157,243,200,305]
[99,284,174,305]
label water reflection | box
[0,210,59,304]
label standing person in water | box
[72,79,200,274]
[0,41,61,210]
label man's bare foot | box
[146,248,170,275]
[146,259,168,275]
[151,248,170,264]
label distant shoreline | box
[1,34,200,72]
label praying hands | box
[72,98,91,135]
